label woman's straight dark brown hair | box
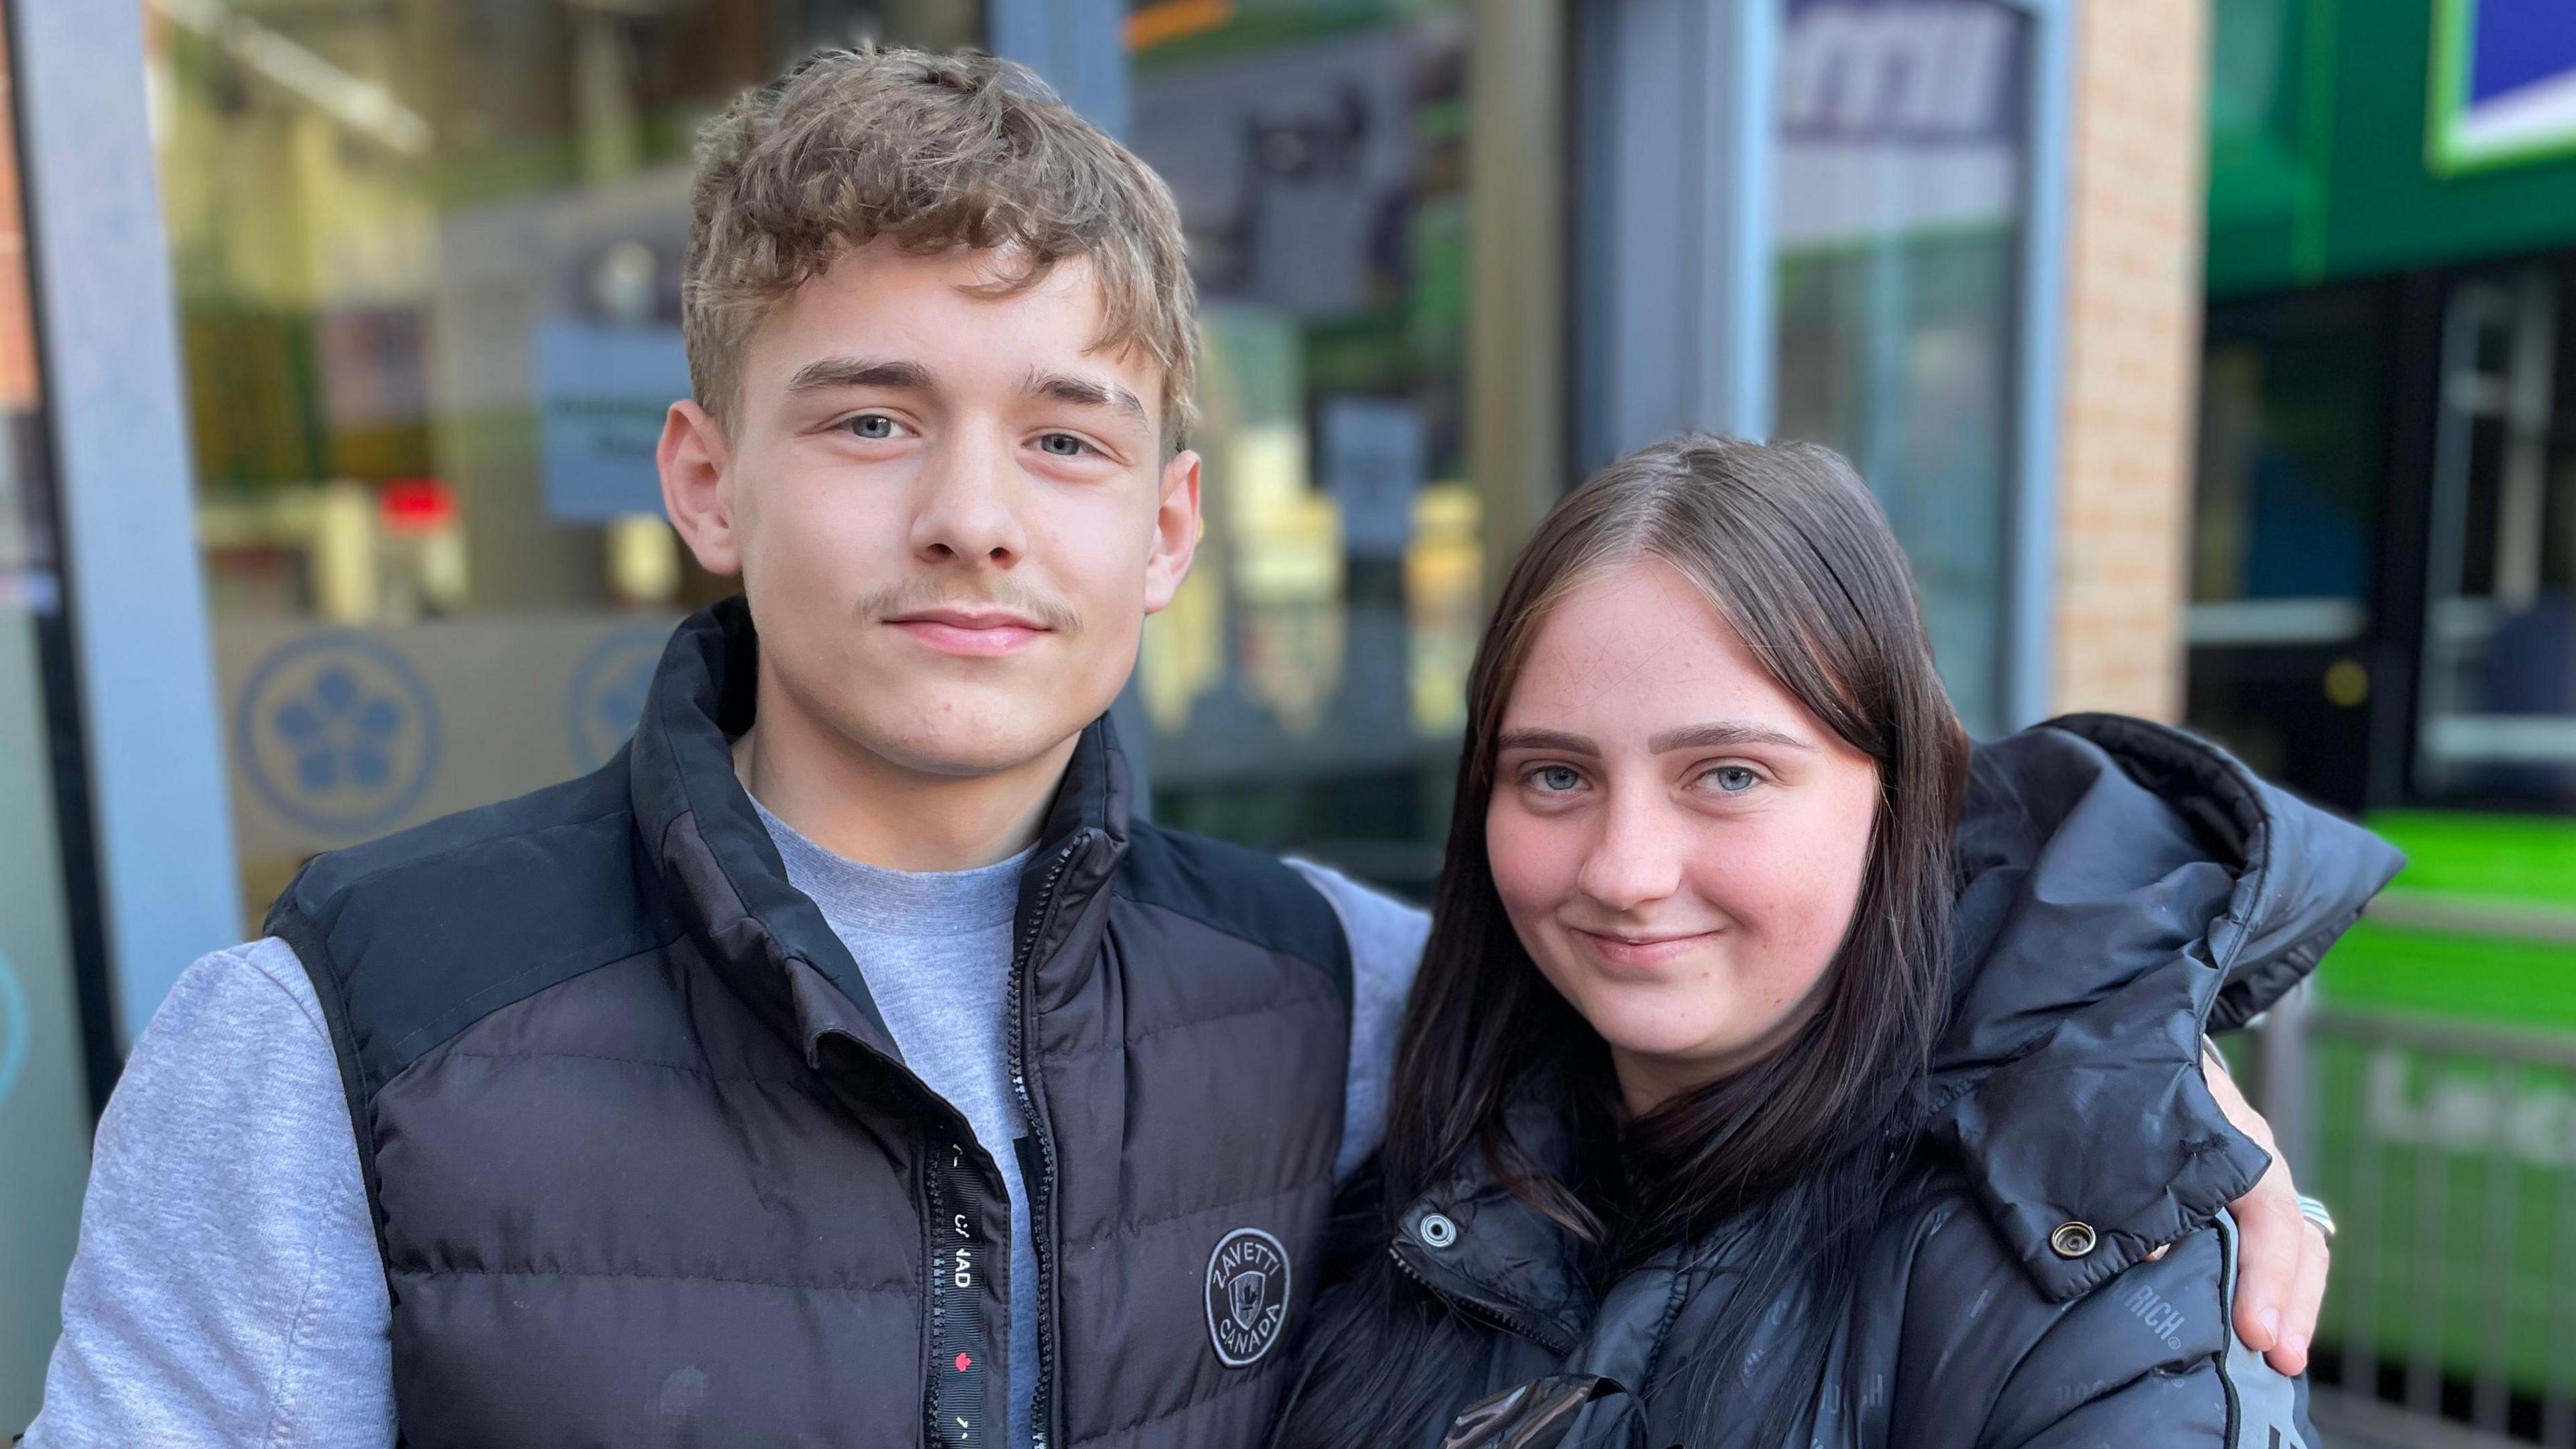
[1273,435,1973,1448]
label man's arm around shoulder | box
[1281,859,1428,1181]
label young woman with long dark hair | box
[1271,436,2396,1449]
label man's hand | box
[2205,1043,2330,1376]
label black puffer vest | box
[266,600,1353,1449]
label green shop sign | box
[2209,0,2576,296]
[2429,0,2576,174]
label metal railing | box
[2274,1004,2576,1445]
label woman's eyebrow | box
[1648,721,1813,753]
[1495,727,1598,755]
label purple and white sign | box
[1776,0,2030,248]
[2432,0,2576,172]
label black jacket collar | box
[625,597,1133,1069]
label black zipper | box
[1390,1242,1576,1355]
[1008,832,1088,1449]
[922,1128,1002,1449]
[812,1027,998,1449]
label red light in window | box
[380,478,457,533]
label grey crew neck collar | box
[751,795,1034,937]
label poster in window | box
[2430,0,2576,174]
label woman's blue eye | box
[1707,766,1759,794]
[846,414,896,439]
[1533,765,1582,793]
[1038,433,1087,457]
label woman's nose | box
[1574,792,1684,911]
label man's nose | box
[908,431,1028,566]
[1574,788,1685,912]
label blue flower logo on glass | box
[236,633,441,837]
[566,623,672,769]
[274,664,405,792]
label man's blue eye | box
[847,414,895,439]
[1038,433,1089,457]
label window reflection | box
[1770,0,2029,737]
[158,0,1517,906]
[2183,284,2392,804]
[1128,3,1479,890]
[2194,288,2384,633]
[152,0,986,924]
[2419,264,2576,805]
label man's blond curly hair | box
[685,47,1200,451]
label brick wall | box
[2049,0,2209,721]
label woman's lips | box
[1567,926,1721,968]
[887,614,1047,657]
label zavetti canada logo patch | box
[1204,1226,1291,1367]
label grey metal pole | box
[12,0,241,1045]
[2257,979,2316,1179]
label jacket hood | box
[1930,712,2403,1299]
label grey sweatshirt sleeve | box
[1283,861,1430,1181]
[21,938,394,1449]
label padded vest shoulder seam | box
[393,1264,917,1296]
[1112,891,1348,997]
[377,930,682,1073]
[1034,991,1342,1065]
[294,801,639,918]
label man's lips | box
[886,608,1051,657]
[1566,925,1723,968]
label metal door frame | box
[9,0,239,1058]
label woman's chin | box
[1588,1012,1739,1071]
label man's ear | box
[1142,447,1202,614]
[660,398,742,576]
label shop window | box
[1769,0,2033,737]
[152,0,985,926]
[2181,283,2391,808]
[2192,285,2388,644]
[1126,1,1481,892]
[2418,262,2576,806]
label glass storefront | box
[156,0,2069,912]
[3,0,2100,1425]
[156,0,1504,914]
[2196,288,2389,620]
[2185,282,2390,803]
[1770,0,2032,737]
[1126,1,1479,892]
[153,0,985,926]
[2418,260,2576,807]
[0,12,105,1426]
